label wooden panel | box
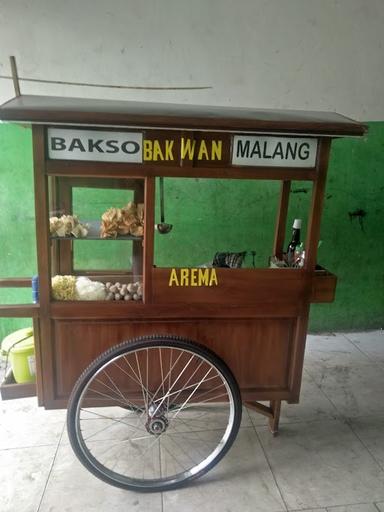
[0,381,36,400]
[195,319,293,392]
[53,320,198,399]
[0,95,367,136]
[153,267,311,305]
[143,177,155,302]
[46,159,317,182]
[311,270,337,303]
[50,300,301,319]
[32,125,55,405]
[52,317,294,402]
[0,278,31,287]
[0,304,40,317]
[304,138,331,270]
[0,370,36,400]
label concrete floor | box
[0,330,383,512]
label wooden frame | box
[0,96,366,434]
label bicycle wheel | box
[67,335,242,492]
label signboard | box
[48,128,143,163]
[47,128,318,168]
[232,135,318,167]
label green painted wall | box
[0,123,383,340]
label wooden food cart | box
[0,93,366,492]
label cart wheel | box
[67,335,242,492]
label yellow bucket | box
[1,328,35,383]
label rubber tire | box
[66,335,242,493]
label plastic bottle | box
[32,275,39,303]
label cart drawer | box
[311,268,337,303]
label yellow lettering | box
[168,268,179,286]
[199,268,210,286]
[211,140,222,160]
[209,268,218,286]
[181,138,196,160]
[197,140,209,160]
[143,140,153,161]
[165,140,174,160]
[180,268,189,286]
[153,140,164,161]
[190,268,198,286]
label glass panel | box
[72,187,134,219]
[285,180,313,250]
[73,240,133,271]
[48,179,144,300]
[154,177,312,269]
[71,186,135,271]
[51,274,143,302]
[154,178,279,268]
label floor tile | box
[342,331,384,363]
[348,415,384,470]
[326,504,379,511]
[0,397,66,449]
[296,509,326,512]
[305,362,384,418]
[0,445,57,512]
[256,419,384,510]
[304,334,371,367]
[38,442,162,512]
[297,509,326,512]
[247,372,339,428]
[163,427,286,512]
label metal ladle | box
[156,177,173,234]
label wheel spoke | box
[68,339,241,492]
[171,367,213,419]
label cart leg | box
[268,400,281,437]
[244,399,282,436]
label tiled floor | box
[0,331,383,512]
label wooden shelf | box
[0,370,36,400]
[50,220,143,241]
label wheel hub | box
[146,403,169,435]
[146,416,168,435]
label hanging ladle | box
[156,177,173,234]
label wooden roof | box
[0,94,366,136]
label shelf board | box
[0,370,37,400]
[50,220,143,241]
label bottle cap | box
[293,219,302,229]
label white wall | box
[0,0,383,120]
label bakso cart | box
[0,92,366,492]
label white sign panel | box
[48,128,143,163]
[232,135,318,167]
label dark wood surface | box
[46,159,318,181]
[152,267,311,305]
[0,278,31,287]
[0,381,36,400]
[51,318,294,402]
[0,304,40,317]
[305,138,332,270]
[0,94,366,136]
[32,125,54,406]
